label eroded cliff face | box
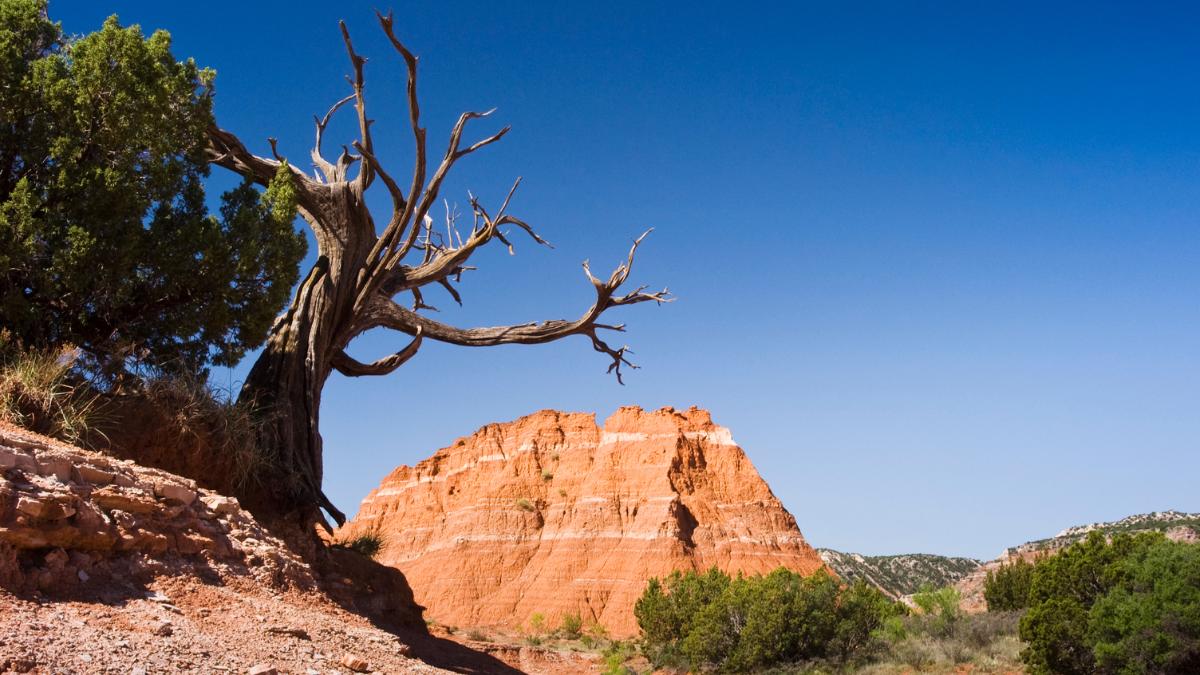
[341,406,826,636]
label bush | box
[528,611,546,634]
[1088,537,1200,674]
[1019,531,1200,675]
[541,469,553,481]
[984,557,1035,611]
[337,532,385,559]
[515,498,535,512]
[580,620,611,650]
[910,584,962,638]
[558,611,583,639]
[601,641,637,675]
[634,566,899,672]
[869,610,1022,672]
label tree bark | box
[237,259,343,527]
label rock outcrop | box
[341,406,826,636]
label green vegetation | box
[337,532,385,559]
[580,620,611,650]
[541,469,553,481]
[1019,531,1200,674]
[873,609,1023,672]
[558,611,583,639]
[910,585,963,637]
[634,566,899,672]
[0,0,305,379]
[515,497,535,511]
[600,641,638,675]
[528,611,546,634]
[983,557,1035,611]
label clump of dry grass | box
[136,372,274,491]
[0,344,107,447]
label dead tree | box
[206,12,668,529]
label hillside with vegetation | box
[818,549,983,599]
[1010,510,1200,555]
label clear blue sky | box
[60,2,1199,559]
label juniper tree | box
[0,1,306,378]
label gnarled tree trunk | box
[208,11,668,534]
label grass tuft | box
[0,344,107,447]
[337,532,385,559]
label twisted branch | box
[332,327,423,377]
[363,231,669,382]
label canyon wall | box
[341,406,826,636]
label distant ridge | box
[1011,510,1200,556]
[956,510,1200,612]
[817,550,982,599]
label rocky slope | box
[340,406,827,637]
[817,549,982,599]
[956,510,1200,612]
[0,420,535,674]
[1012,510,1200,555]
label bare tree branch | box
[332,327,423,377]
[382,183,552,297]
[312,93,356,182]
[360,10,426,284]
[339,20,375,190]
[363,231,669,382]
[207,124,303,187]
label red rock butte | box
[341,406,827,636]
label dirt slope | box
[0,420,537,674]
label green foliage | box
[869,610,1023,672]
[515,497,535,511]
[600,640,637,675]
[634,566,900,672]
[911,584,963,638]
[1088,537,1200,674]
[558,611,583,639]
[527,611,546,634]
[0,1,305,378]
[541,469,553,481]
[337,532,384,559]
[580,620,611,650]
[1019,531,1200,675]
[984,557,1035,611]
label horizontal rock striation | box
[341,406,826,636]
